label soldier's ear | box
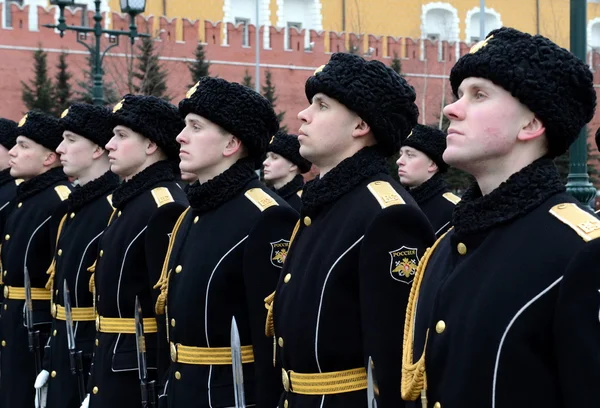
[92,145,105,160]
[427,160,438,174]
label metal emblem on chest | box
[389,246,419,284]
[270,239,290,268]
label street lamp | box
[43,0,149,106]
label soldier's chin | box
[9,167,21,178]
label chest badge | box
[270,239,290,268]
[389,246,419,284]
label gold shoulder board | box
[106,194,114,208]
[15,179,24,186]
[367,181,405,209]
[54,185,71,201]
[245,188,278,212]
[442,192,461,205]
[297,190,303,198]
[151,187,174,208]
[549,203,600,242]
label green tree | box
[390,51,403,76]
[21,46,54,113]
[73,54,120,106]
[188,42,210,87]
[242,69,254,89]
[134,37,169,100]
[52,52,73,116]
[261,69,287,133]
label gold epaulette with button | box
[549,203,600,242]
[245,188,278,212]
[367,181,405,208]
[15,179,23,186]
[151,187,174,207]
[54,185,71,201]
[297,190,303,198]
[442,192,461,205]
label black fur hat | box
[0,118,18,150]
[403,124,449,172]
[267,131,312,173]
[450,27,596,158]
[305,52,419,157]
[179,77,280,169]
[111,95,184,161]
[16,111,63,151]
[60,104,114,148]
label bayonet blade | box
[63,280,76,351]
[231,317,246,408]
[134,296,147,382]
[367,356,378,408]
[24,267,33,331]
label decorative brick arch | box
[465,7,502,42]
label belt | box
[96,316,158,334]
[170,342,254,365]
[54,305,95,321]
[281,367,367,395]
[4,286,51,300]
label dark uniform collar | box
[0,168,13,187]
[453,157,565,237]
[302,146,388,216]
[67,171,120,213]
[273,174,304,200]
[112,160,175,209]
[16,167,68,202]
[409,172,449,205]
[187,157,257,213]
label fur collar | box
[112,160,175,209]
[453,157,565,237]
[409,173,449,205]
[302,146,388,215]
[273,174,304,200]
[187,158,257,213]
[67,171,120,213]
[16,167,68,202]
[0,168,13,188]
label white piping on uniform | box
[0,201,10,212]
[206,235,249,408]
[73,231,103,338]
[24,216,52,272]
[492,276,563,407]
[435,221,450,236]
[314,236,364,373]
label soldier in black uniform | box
[263,131,312,211]
[397,124,459,236]
[32,104,119,408]
[85,95,188,408]
[0,119,21,240]
[156,77,298,408]
[0,111,73,408]
[402,27,600,408]
[269,53,435,408]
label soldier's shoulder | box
[365,180,406,209]
[442,191,461,205]
[149,182,188,208]
[548,202,600,243]
[244,186,282,212]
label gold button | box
[435,320,446,334]
[95,316,100,331]
[4,234,9,241]
[171,318,176,327]
[3,304,6,311]
[57,249,63,256]
[282,368,290,392]
[55,289,58,295]
[99,250,104,257]
[278,337,284,347]
[303,216,311,226]
[1,340,6,347]
[70,212,75,219]
[434,403,441,408]
[118,211,122,217]
[170,342,177,362]
[284,400,289,408]
[93,386,99,394]
[52,303,57,317]
[457,243,467,255]
[175,371,181,380]
[51,371,57,378]
[3,270,6,277]
[17,203,22,208]
[53,329,57,336]
[3,287,7,298]
[284,273,291,283]
[95,339,99,346]
[194,216,199,224]
[175,265,182,274]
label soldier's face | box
[297,93,360,167]
[56,131,97,179]
[442,77,536,173]
[263,152,296,184]
[396,146,437,188]
[8,136,53,180]
[0,145,10,171]
[105,126,150,179]
[177,114,232,178]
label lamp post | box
[43,0,149,107]
[566,0,596,206]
